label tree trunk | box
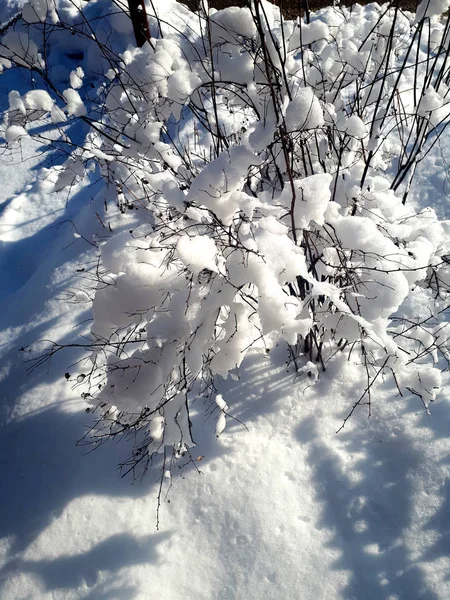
[128,0,151,47]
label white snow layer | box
[416,0,450,20]
[285,87,324,131]
[176,235,219,274]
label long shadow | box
[218,346,297,424]
[422,475,450,571]
[2,531,169,592]
[295,403,440,600]
[0,218,79,302]
[0,170,158,564]
[182,348,297,479]
[0,312,84,404]
[0,178,103,420]
[0,278,163,559]
[0,172,103,304]
[399,393,450,583]
[0,401,159,556]
[0,272,170,599]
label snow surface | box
[2,1,450,599]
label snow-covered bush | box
[3,0,450,477]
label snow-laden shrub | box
[3,0,450,477]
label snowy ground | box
[2,1,450,599]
